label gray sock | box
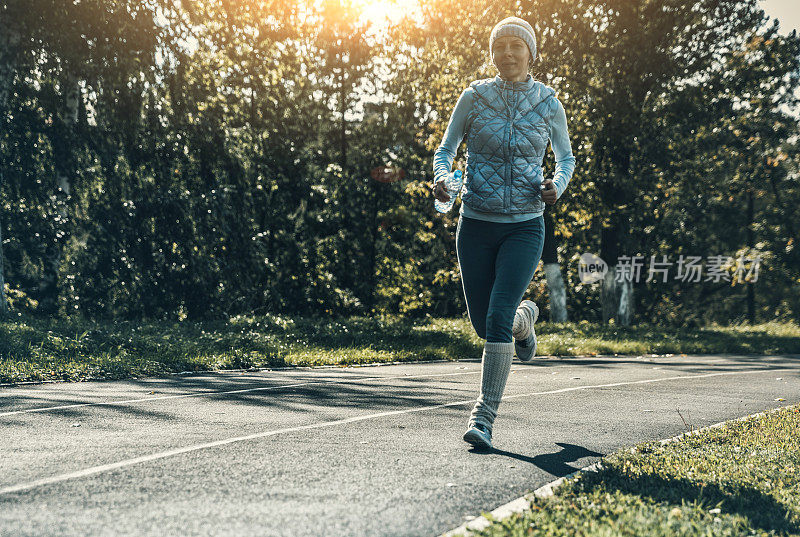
[469,341,514,433]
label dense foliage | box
[1,0,798,325]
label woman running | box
[432,16,576,450]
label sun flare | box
[352,0,415,27]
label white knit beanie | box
[489,16,537,66]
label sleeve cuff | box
[554,178,565,200]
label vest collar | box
[494,73,534,91]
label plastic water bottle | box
[434,169,464,213]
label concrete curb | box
[440,402,797,537]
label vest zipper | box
[505,89,516,210]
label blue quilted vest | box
[461,75,557,214]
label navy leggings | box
[455,214,545,343]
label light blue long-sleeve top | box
[433,78,576,223]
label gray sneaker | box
[463,422,493,450]
[515,300,539,361]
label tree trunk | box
[365,175,385,314]
[339,69,347,171]
[600,217,622,323]
[0,25,20,316]
[541,210,567,322]
[601,269,618,323]
[600,205,637,325]
[746,187,755,323]
[0,221,6,316]
[39,73,80,313]
[543,263,567,322]
[601,273,636,326]
[617,277,634,326]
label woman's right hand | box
[433,180,451,203]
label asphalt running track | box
[1,353,799,537]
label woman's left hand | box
[541,179,557,205]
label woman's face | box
[492,36,530,82]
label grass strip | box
[1,314,799,384]
[474,404,800,537]
[0,314,478,384]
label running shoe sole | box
[463,427,492,450]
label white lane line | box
[0,369,488,417]
[0,367,790,496]
[500,367,794,402]
[1,357,780,417]
[3,355,788,417]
